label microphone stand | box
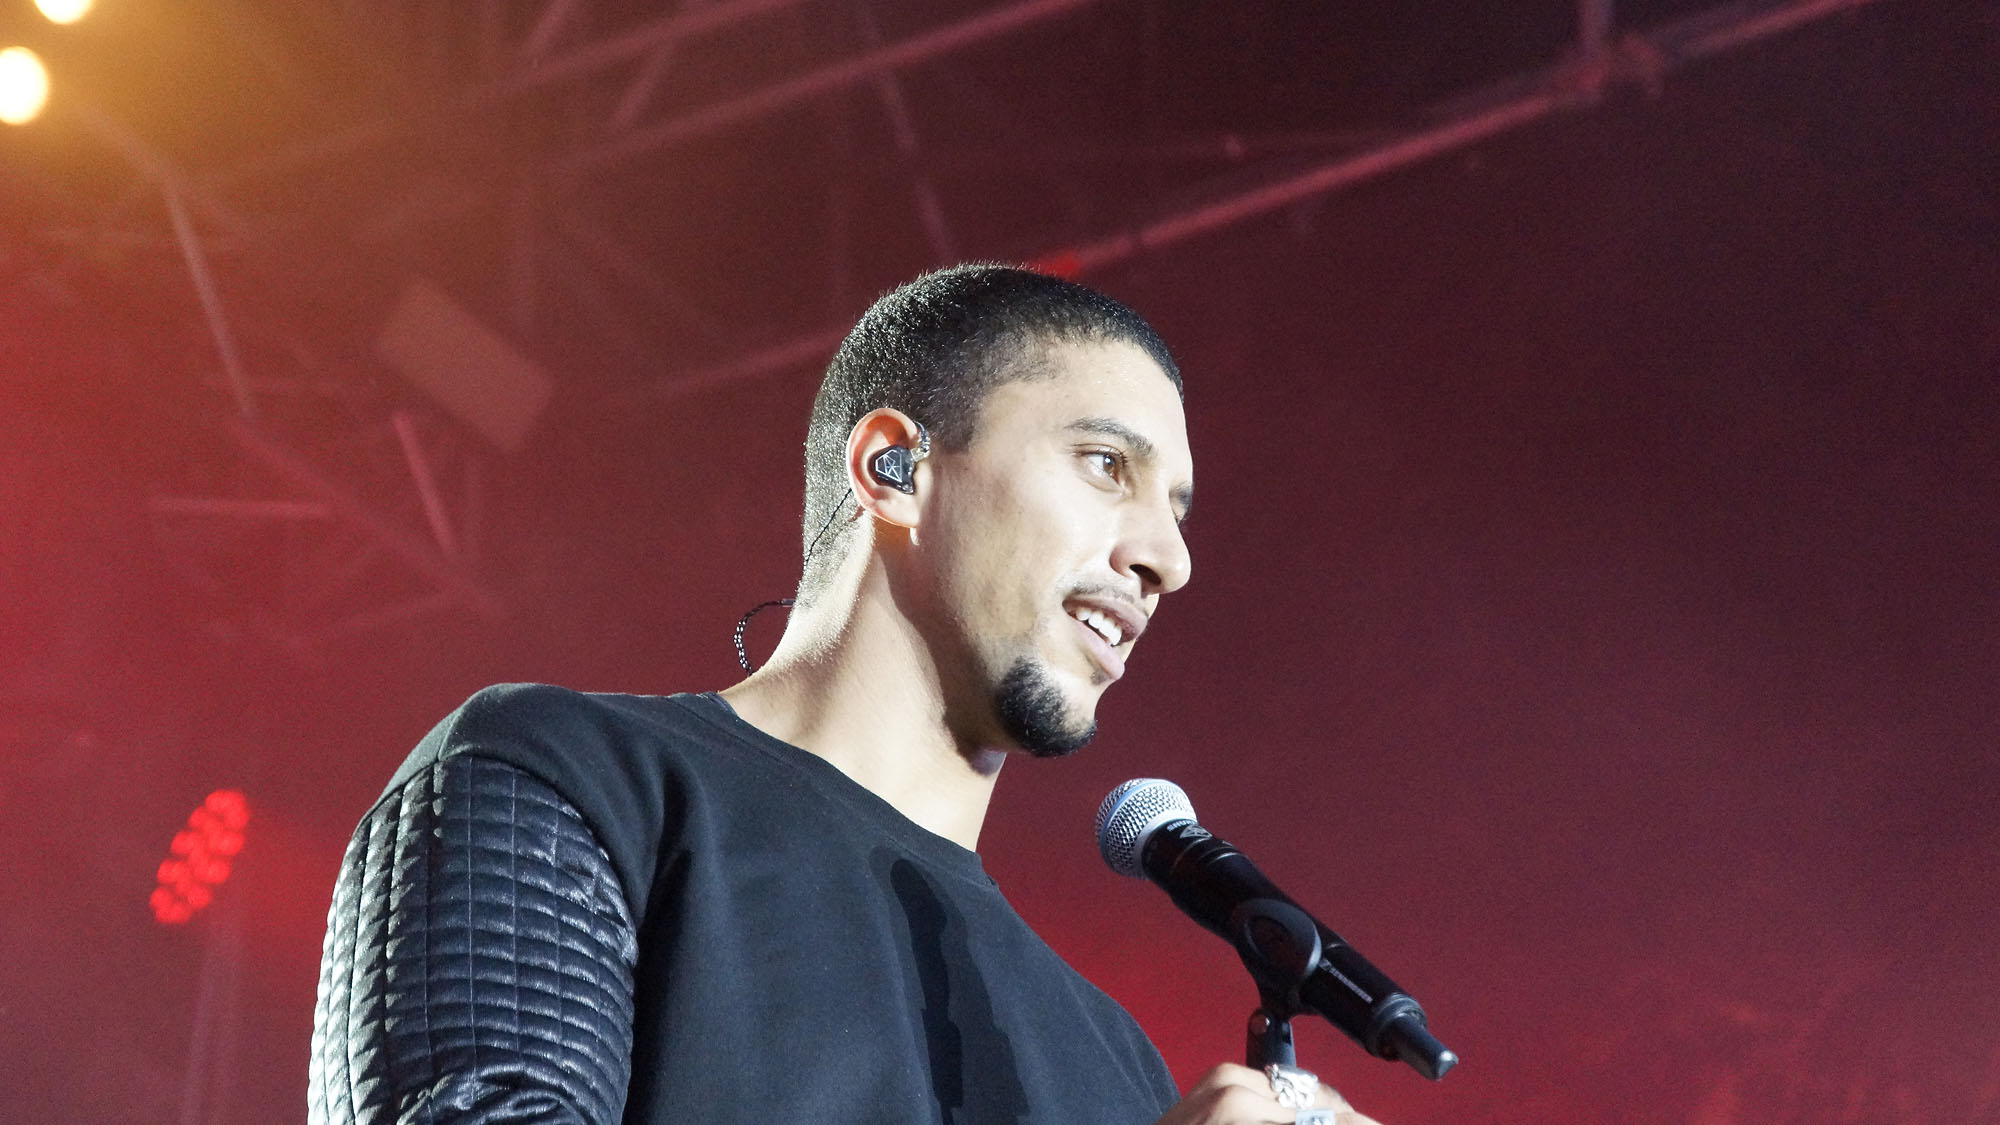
[1229,896,1459,1080]
[1231,898,1321,1069]
[1246,1007,1299,1070]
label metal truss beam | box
[210,0,814,186]
[506,0,810,89]
[70,96,510,651]
[520,0,586,63]
[643,0,1892,398]
[856,0,959,263]
[164,185,258,423]
[226,417,507,621]
[208,0,1108,188]
[558,0,1107,175]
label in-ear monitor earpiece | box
[737,419,929,672]
[868,420,930,495]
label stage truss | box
[7,0,1892,659]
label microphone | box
[1096,778,1457,1080]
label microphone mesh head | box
[1094,779,1196,878]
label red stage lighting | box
[1027,249,1083,279]
[151,789,251,925]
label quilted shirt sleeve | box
[308,755,640,1124]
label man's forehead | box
[993,341,1185,430]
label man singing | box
[309,265,1375,1124]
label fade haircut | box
[798,263,1180,602]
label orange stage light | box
[0,47,49,126]
[35,0,93,25]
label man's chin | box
[994,658,1098,759]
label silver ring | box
[1294,1112,1342,1125]
[1264,1063,1318,1110]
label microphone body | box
[1098,780,1457,1080]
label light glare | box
[0,47,49,126]
[36,0,94,25]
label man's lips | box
[1068,613,1127,681]
[1064,595,1147,646]
[1062,594,1147,682]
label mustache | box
[1063,582,1145,613]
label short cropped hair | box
[798,263,1180,601]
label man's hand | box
[1153,1063,1383,1125]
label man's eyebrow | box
[1064,416,1194,526]
[1064,416,1156,461]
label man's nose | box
[1115,504,1192,597]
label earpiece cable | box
[733,422,928,673]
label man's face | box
[911,338,1194,756]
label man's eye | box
[1084,450,1126,479]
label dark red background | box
[3,3,1995,1121]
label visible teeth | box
[1070,607,1123,647]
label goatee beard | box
[995,658,1096,758]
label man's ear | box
[847,408,928,529]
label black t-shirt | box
[388,683,1179,1124]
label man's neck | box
[719,569,1006,851]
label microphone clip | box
[1231,898,1323,1068]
